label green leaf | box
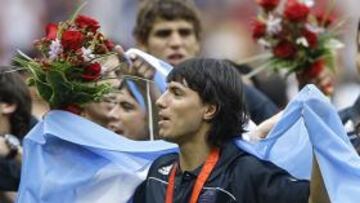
[69,1,88,23]
[46,69,73,108]
[35,79,53,102]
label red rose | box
[302,29,318,48]
[46,23,58,40]
[82,62,101,81]
[256,0,280,11]
[104,39,115,51]
[61,30,84,51]
[304,59,325,78]
[273,40,297,59]
[252,19,267,39]
[284,1,310,22]
[75,15,100,32]
[316,12,335,27]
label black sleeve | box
[232,156,309,203]
[338,95,360,153]
[243,85,278,125]
[0,159,21,191]
[339,95,360,124]
[133,181,146,203]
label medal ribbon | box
[165,148,220,203]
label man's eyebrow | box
[154,28,172,33]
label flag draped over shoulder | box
[236,85,360,203]
[16,111,177,203]
[16,48,360,203]
[17,48,175,203]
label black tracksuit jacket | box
[134,142,309,203]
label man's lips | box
[158,113,170,126]
[108,124,124,135]
[167,53,184,61]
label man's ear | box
[0,103,17,114]
[203,104,217,121]
[136,41,148,52]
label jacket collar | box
[176,141,246,181]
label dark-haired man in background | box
[123,0,278,125]
[0,67,36,202]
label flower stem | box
[243,61,273,79]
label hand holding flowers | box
[14,8,118,113]
[251,0,343,95]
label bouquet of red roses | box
[251,0,343,90]
[14,7,117,112]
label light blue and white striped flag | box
[17,110,177,203]
[236,85,360,203]
[16,48,360,203]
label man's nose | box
[156,93,167,109]
[169,32,183,48]
[107,105,121,120]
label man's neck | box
[177,127,212,172]
[0,117,11,136]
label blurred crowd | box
[0,0,359,110]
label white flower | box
[100,65,109,75]
[296,37,309,47]
[258,38,271,48]
[81,47,95,62]
[300,0,314,8]
[305,23,324,34]
[326,39,345,50]
[266,15,282,35]
[48,39,63,61]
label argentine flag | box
[17,110,177,203]
[236,85,360,203]
[16,49,360,203]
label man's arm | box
[248,111,283,139]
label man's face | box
[107,87,148,140]
[156,81,210,144]
[0,102,15,135]
[141,18,200,66]
[83,65,121,128]
[83,101,114,127]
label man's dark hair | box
[0,67,32,139]
[133,0,202,45]
[167,58,248,147]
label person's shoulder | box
[221,142,270,173]
[231,148,267,170]
[152,152,178,167]
[230,147,308,189]
[230,145,289,176]
[147,152,178,178]
[227,143,309,202]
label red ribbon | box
[165,148,220,203]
